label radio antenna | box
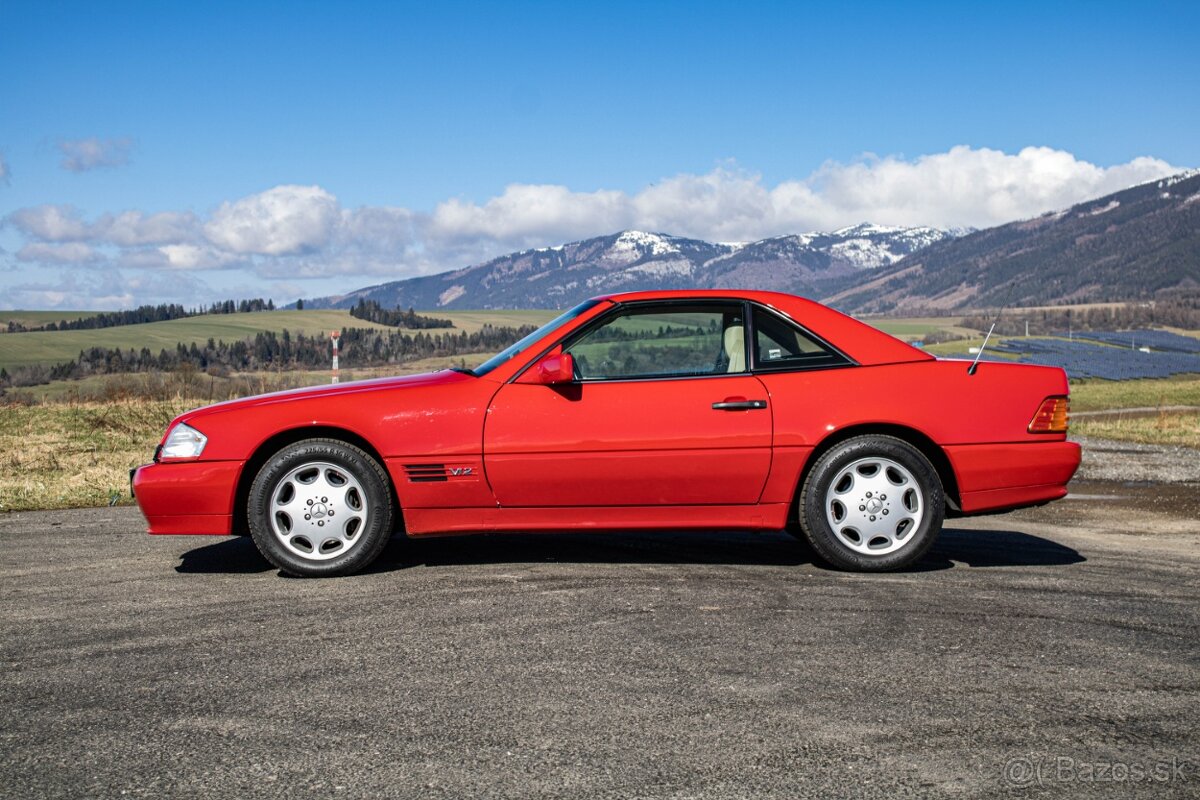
[968,284,1016,376]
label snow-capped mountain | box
[306,225,959,310]
[828,170,1200,313]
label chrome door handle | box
[712,399,768,410]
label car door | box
[483,301,773,507]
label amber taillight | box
[1028,396,1069,434]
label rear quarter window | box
[752,306,850,371]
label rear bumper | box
[132,460,241,535]
[945,440,1081,515]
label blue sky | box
[1,0,1198,309]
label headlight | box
[161,422,208,459]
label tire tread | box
[247,437,394,577]
[797,435,944,572]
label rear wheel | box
[248,438,394,577]
[798,435,943,571]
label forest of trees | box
[4,298,277,333]
[0,323,537,388]
[348,300,454,328]
[960,297,1200,337]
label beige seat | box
[724,324,745,373]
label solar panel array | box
[941,334,1200,380]
[1064,330,1200,354]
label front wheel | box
[798,435,944,572]
[248,438,395,577]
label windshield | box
[470,299,603,377]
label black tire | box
[247,438,395,577]
[797,435,944,572]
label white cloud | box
[204,185,340,255]
[3,270,209,311]
[6,205,201,248]
[429,147,1181,246]
[115,244,240,271]
[417,147,1182,251]
[157,244,240,271]
[632,168,778,241]
[336,206,420,258]
[57,137,134,172]
[790,146,1178,230]
[8,205,93,241]
[16,242,101,264]
[2,145,1189,308]
[101,210,200,246]
[5,272,132,310]
[432,184,631,247]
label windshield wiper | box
[447,366,476,376]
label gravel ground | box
[1074,435,1200,483]
[1,480,1198,799]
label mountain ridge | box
[829,171,1200,313]
[304,171,1200,313]
[304,224,958,310]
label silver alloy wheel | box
[268,461,369,561]
[824,456,924,556]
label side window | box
[752,306,848,370]
[566,304,746,380]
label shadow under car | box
[174,526,1084,576]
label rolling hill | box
[0,309,556,371]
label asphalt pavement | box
[1,483,1198,798]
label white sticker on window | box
[768,348,782,359]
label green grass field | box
[14,358,494,403]
[0,310,99,328]
[0,308,976,372]
[862,316,977,341]
[4,306,1197,414]
[0,309,558,370]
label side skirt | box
[402,503,792,536]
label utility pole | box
[330,331,340,384]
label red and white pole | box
[330,330,340,384]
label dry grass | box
[1072,411,1200,448]
[0,359,494,512]
[0,399,193,512]
[0,353,510,512]
[1069,376,1200,412]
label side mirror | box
[532,352,575,384]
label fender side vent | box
[404,464,447,483]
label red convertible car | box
[133,290,1080,576]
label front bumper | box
[131,460,242,535]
